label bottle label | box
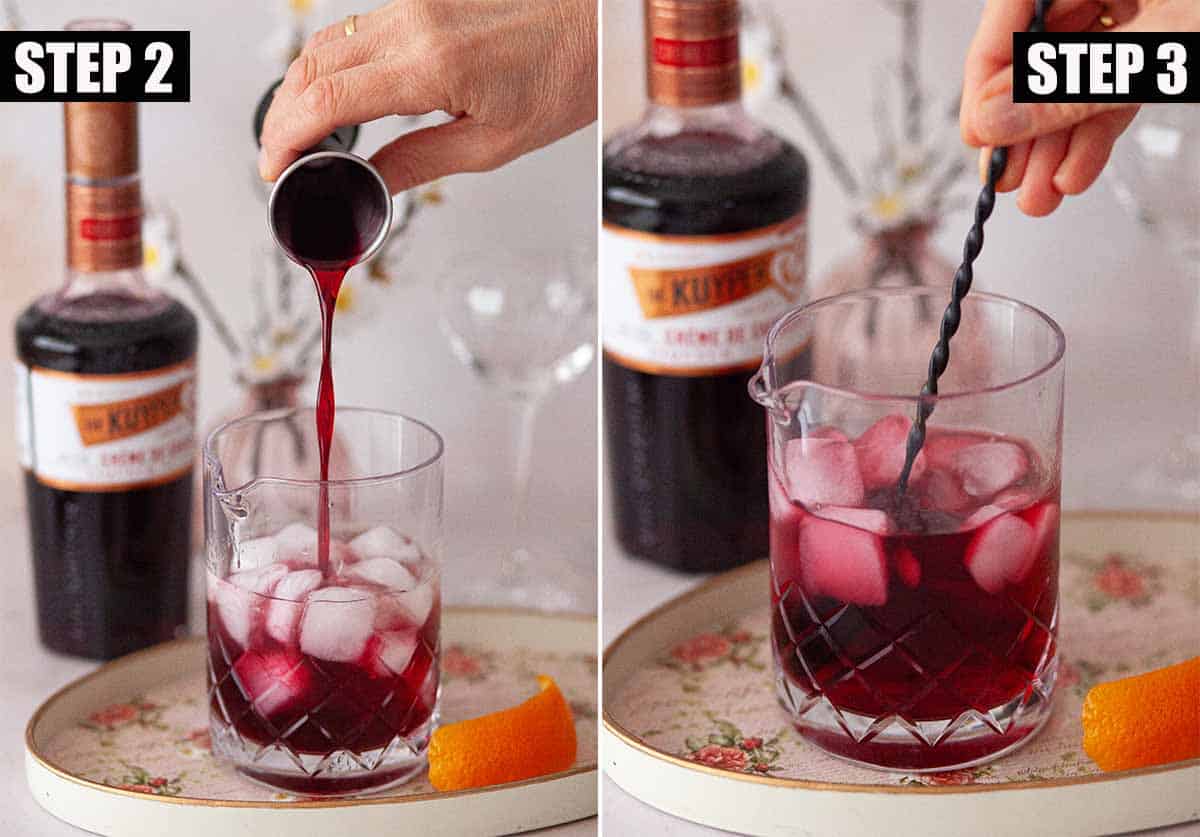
[67,181,143,272]
[16,360,196,491]
[602,214,808,376]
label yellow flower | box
[335,283,355,313]
[743,60,761,92]
[252,354,277,374]
[288,0,314,14]
[871,192,906,222]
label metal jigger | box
[254,79,392,269]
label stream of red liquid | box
[311,267,348,578]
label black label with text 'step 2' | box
[602,214,808,377]
[1013,32,1197,103]
[0,31,189,101]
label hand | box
[258,0,597,194]
[960,0,1199,216]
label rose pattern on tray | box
[660,627,766,693]
[610,517,1200,787]
[441,644,495,682]
[81,698,165,733]
[682,717,786,774]
[103,763,184,796]
[41,643,598,802]
[1064,551,1167,612]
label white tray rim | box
[27,606,598,817]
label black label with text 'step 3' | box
[1013,32,1197,103]
[0,31,189,101]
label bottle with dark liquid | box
[603,0,810,572]
[15,88,198,659]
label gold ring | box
[1098,2,1115,27]
[344,14,358,36]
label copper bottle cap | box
[645,0,742,107]
[65,101,139,180]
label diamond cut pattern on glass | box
[207,635,436,778]
[770,561,1056,750]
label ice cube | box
[954,442,1029,498]
[895,546,921,589]
[234,536,279,571]
[349,526,422,562]
[806,425,850,443]
[916,467,972,514]
[398,580,436,627]
[344,557,418,591]
[216,563,288,648]
[1027,502,1060,567]
[299,586,377,662]
[231,562,289,593]
[995,487,1038,511]
[784,437,865,507]
[964,513,1036,594]
[924,432,983,470]
[814,505,893,534]
[275,523,318,563]
[265,569,324,645]
[961,504,1006,531]
[368,630,418,678]
[854,414,927,490]
[798,515,888,606]
[769,468,804,596]
[232,649,312,719]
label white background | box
[0,1,596,834]
[603,0,1198,834]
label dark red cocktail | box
[207,525,439,794]
[751,288,1066,771]
[770,421,1059,769]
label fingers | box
[277,32,382,102]
[960,0,1140,146]
[964,0,1095,114]
[369,118,521,194]
[1053,107,1138,195]
[305,8,383,50]
[259,61,440,181]
[980,140,1033,192]
[1017,129,1071,216]
[966,67,1131,147]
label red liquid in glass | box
[770,423,1059,769]
[207,548,440,792]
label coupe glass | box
[438,247,596,612]
[1108,104,1200,503]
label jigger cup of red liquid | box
[204,408,443,795]
[268,150,393,270]
[749,287,1066,771]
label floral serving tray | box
[604,512,1200,837]
[27,607,598,837]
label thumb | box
[969,67,1130,147]
[369,118,520,195]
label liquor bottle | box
[16,87,199,659]
[603,0,810,572]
